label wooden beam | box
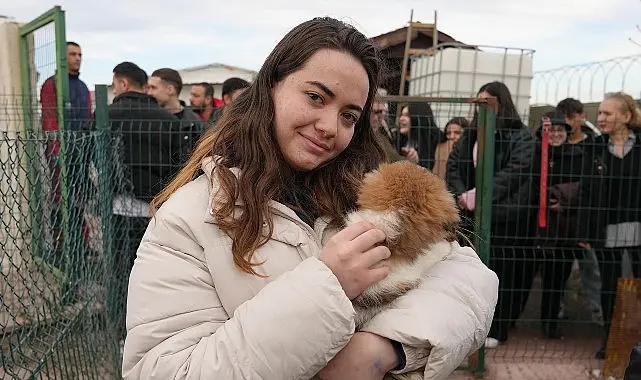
[408,48,434,56]
[409,22,435,30]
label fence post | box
[93,84,120,372]
[472,99,497,377]
[94,85,111,261]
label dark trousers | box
[595,247,641,343]
[107,214,148,340]
[489,241,538,342]
[538,247,577,327]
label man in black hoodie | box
[109,61,180,341]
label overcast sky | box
[4,0,641,89]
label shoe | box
[485,337,501,348]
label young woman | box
[447,81,537,347]
[579,92,641,359]
[432,117,468,179]
[122,18,498,380]
[396,103,445,169]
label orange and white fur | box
[347,161,460,329]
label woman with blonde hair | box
[122,17,498,380]
[579,91,641,359]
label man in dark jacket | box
[190,82,217,124]
[554,98,604,329]
[147,68,204,163]
[209,77,250,126]
[108,61,180,341]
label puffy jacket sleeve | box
[360,242,498,380]
[122,182,356,380]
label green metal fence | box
[0,121,120,379]
[1,83,498,378]
[381,95,640,378]
[1,7,120,380]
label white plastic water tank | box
[408,43,534,129]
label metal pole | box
[473,100,497,378]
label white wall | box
[0,21,31,286]
[409,45,534,128]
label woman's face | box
[399,106,410,128]
[549,124,568,147]
[478,91,492,100]
[272,49,369,171]
[598,98,631,135]
[445,123,463,144]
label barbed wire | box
[531,54,641,105]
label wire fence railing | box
[1,80,640,380]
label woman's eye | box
[342,113,358,124]
[307,92,323,104]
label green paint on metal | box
[18,6,62,35]
[472,103,497,378]
[94,85,109,132]
[51,7,74,288]
[54,8,69,132]
[18,32,32,133]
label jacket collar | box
[112,91,158,104]
[200,156,323,236]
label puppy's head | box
[346,161,460,261]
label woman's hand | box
[320,221,391,300]
[457,188,476,211]
[401,147,419,164]
[317,332,399,380]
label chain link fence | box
[382,90,640,379]
[1,105,120,379]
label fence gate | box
[1,6,120,379]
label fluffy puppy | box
[346,161,460,328]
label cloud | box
[5,0,640,89]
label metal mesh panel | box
[382,94,641,378]
[0,127,119,379]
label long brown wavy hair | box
[152,17,385,276]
